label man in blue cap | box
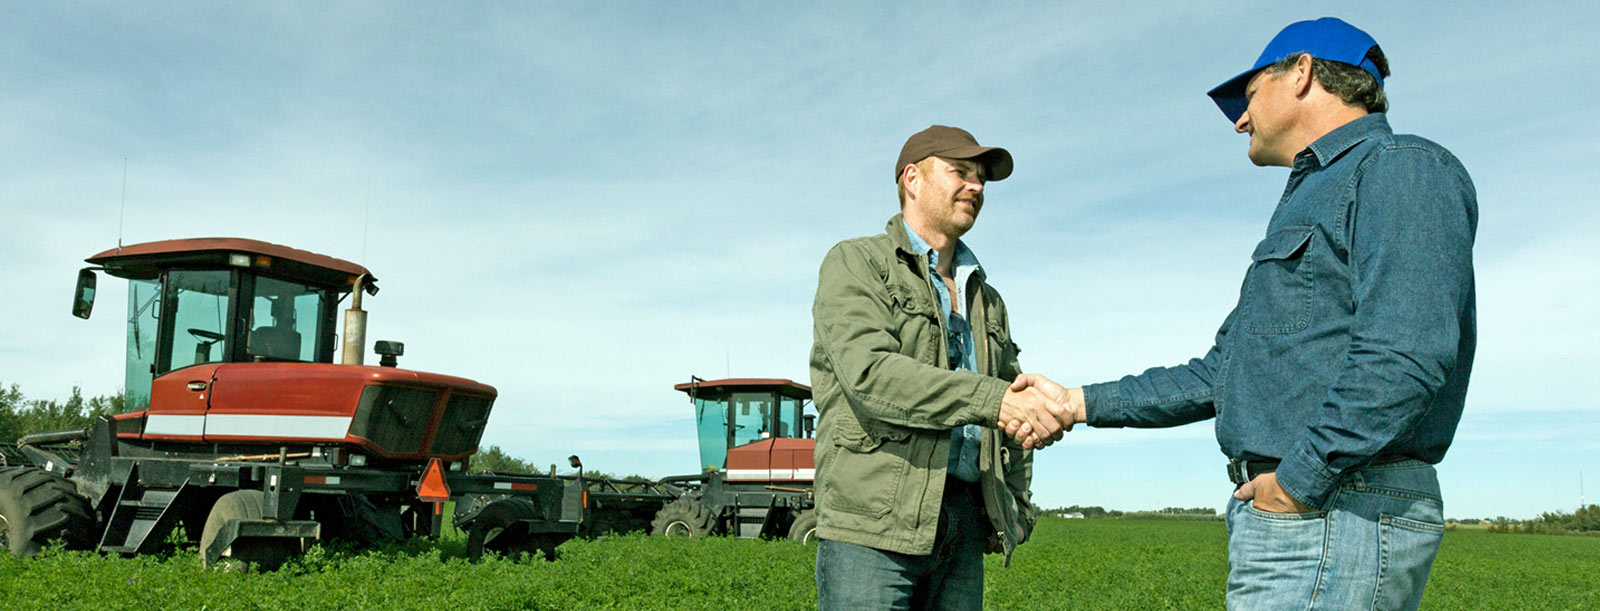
[1007,17,1477,609]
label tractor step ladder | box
[734,500,775,538]
[99,464,190,554]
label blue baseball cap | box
[1207,18,1386,123]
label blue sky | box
[2,2,1595,519]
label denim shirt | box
[1083,114,1478,508]
[902,221,984,482]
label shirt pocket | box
[1242,226,1315,335]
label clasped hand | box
[995,374,1085,450]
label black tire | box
[650,497,717,538]
[0,467,96,556]
[787,509,818,544]
[463,497,560,561]
[199,490,300,571]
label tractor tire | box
[463,497,559,561]
[199,490,300,571]
[650,497,717,538]
[787,509,818,544]
[0,467,96,556]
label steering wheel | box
[188,328,225,342]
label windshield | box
[730,391,775,448]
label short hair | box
[1265,48,1391,114]
[896,157,942,208]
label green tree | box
[469,445,539,474]
[0,383,24,443]
[0,382,125,443]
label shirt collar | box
[1304,112,1391,167]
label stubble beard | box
[944,197,980,236]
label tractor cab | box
[75,238,371,409]
[71,238,496,462]
[674,378,814,479]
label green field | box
[1,519,1595,609]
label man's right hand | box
[1002,374,1087,448]
[996,385,1068,450]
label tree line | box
[1484,505,1600,536]
[1041,505,1222,521]
[0,383,123,444]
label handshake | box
[996,374,1085,450]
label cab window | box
[730,391,775,448]
[124,279,160,408]
[163,270,233,372]
[249,276,325,362]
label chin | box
[1246,147,1272,167]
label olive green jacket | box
[808,214,1038,565]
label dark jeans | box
[815,478,987,610]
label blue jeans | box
[1225,460,1446,610]
[815,479,987,610]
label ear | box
[900,163,920,198]
[1292,54,1315,97]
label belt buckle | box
[1227,458,1249,486]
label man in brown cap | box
[807,125,1068,609]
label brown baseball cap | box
[894,125,1013,183]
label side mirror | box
[803,414,816,439]
[72,268,97,319]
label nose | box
[1233,112,1250,134]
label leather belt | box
[1226,459,1279,486]
[1227,456,1412,486]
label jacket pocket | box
[985,320,1020,377]
[1242,227,1315,334]
[822,423,908,518]
[887,283,941,361]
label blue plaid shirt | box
[903,221,983,482]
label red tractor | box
[650,377,818,542]
[0,238,669,568]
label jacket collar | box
[886,213,916,256]
[1305,112,1390,168]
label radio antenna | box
[117,158,128,253]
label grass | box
[1,519,1594,609]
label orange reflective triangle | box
[416,458,452,502]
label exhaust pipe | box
[342,274,371,365]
